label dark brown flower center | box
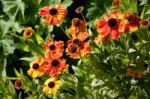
[26,31,31,36]
[49,8,57,15]
[83,37,90,42]
[48,81,55,88]
[51,59,59,67]
[108,18,117,28]
[72,18,81,27]
[70,45,77,53]
[49,44,56,50]
[73,39,82,46]
[32,63,39,69]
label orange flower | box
[132,71,142,78]
[94,10,127,41]
[43,78,61,94]
[126,68,143,78]
[95,34,110,44]
[66,42,81,59]
[68,18,87,37]
[39,5,67,25]
[66,32,91,59]
[14,80,23,90]
[43,54,68,77]
[122,11,141,32]
[27,57,45,78]
[23,27,33,39]
[43,39,64,59]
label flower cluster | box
[66,18,91,59]
[94,10,144,43]
[27,39,68,94]
[26,4,92,95]
[23,0,150,97]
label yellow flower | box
[27,57,45,78]
[43,78,61,94]
[23,27,33,39]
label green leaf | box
[121,0,138,13]
[0,57,7,79]
[0,20,10,38]
[14,69,21,78]
[12,22,24,33]
[86,7,102,21]
[35,34,44,45]
[61,0,73,7]
[45,25,53,42]
[20,57,34,62]
[121,59,129,66]
[27,39,45,56]
[1,0,25,20]
[14,43,30,52]
[0,37,15,55]
[6,80,17,98]
[140,0,148,5]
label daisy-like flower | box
[68,18,87,37]
[14,80,23,90]
[39,5,67,25]
[43,39,64,59]
[43,78,61,94]
[27,57,45,78]
[122,11,141,32]
[23,27,33,39]
[66,42,81,59]
[43,53,68,77]
[94,10,127,41]
[66,32,91,59]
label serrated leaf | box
[1,0,25,20]
[0,37,15,55]
[12,22,24,33]
[0,20,10,38]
